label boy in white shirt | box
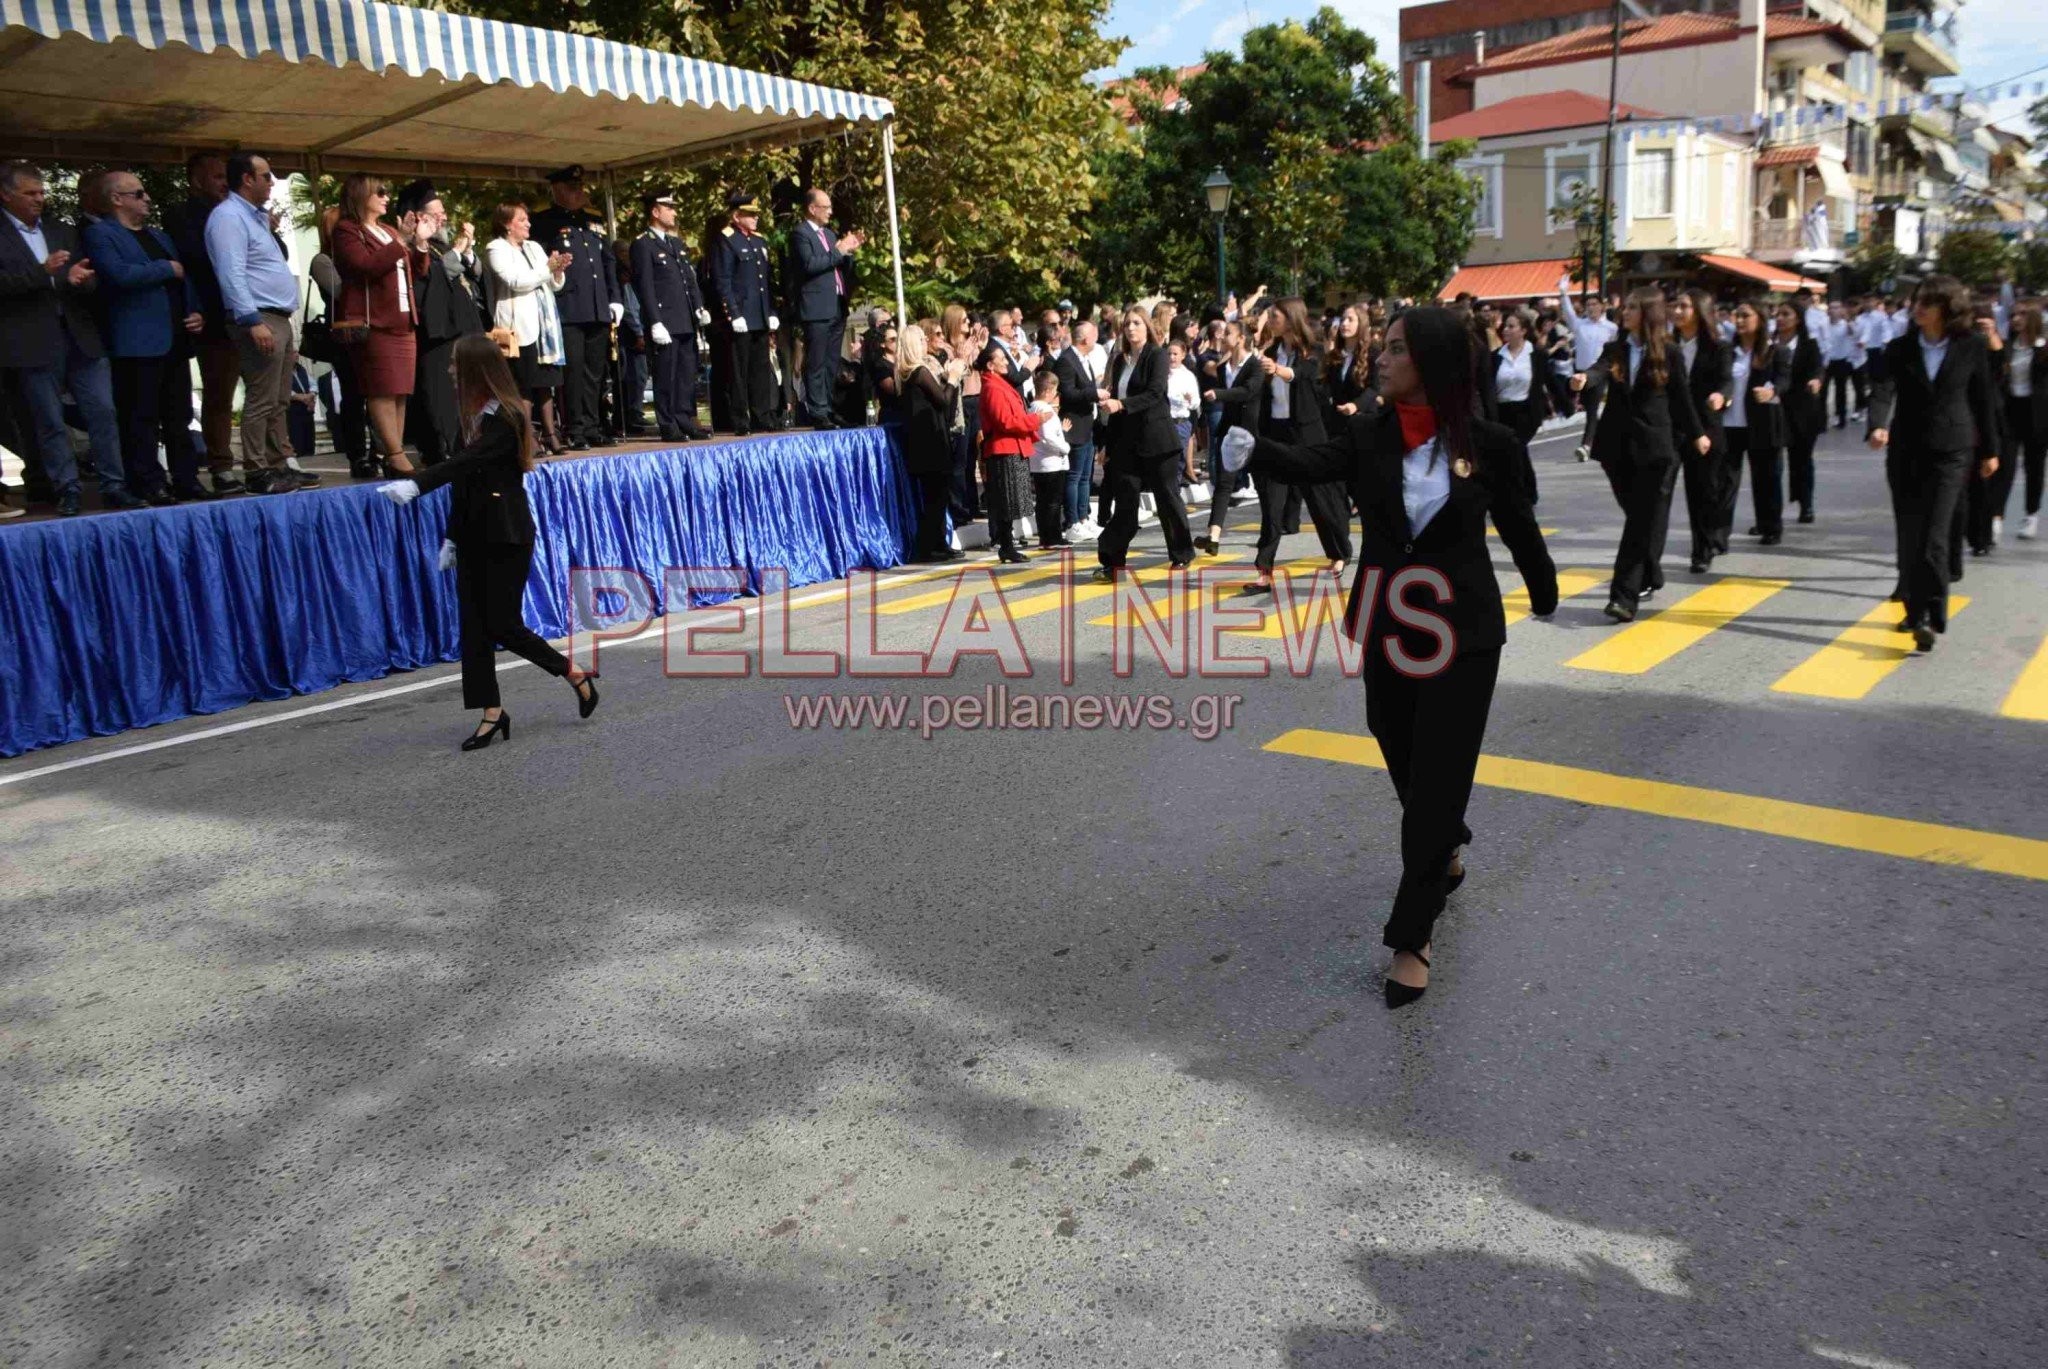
[1166,338,1202,484]
[1028,369,1072,548]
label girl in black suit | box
[1094,305,1194,578]
[381,333,599,749]
[1717,300,1782,552]
[1258,297,1354,579]
[1866,274,2001,653]
[1578,287,1705,622]
[2003,300,2048,540]
[1196,316,1268,556]
[1771,302,1826,525]
[1490,310,1547,506]
[1234,307,1558,1009]
[1672,289,1734,572]
[1326,304,1373,421]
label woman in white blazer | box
[485,202,570,454]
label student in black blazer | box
[1673,289,1735,572]
[1578,287,1705,621]
[1489,310,1547,505]
[1717,300,1782,552]
[1326,304,1374,421]
[2001,299,2048,537]
[1257,297,1354,576]
[1094,306,1195,578]
[1866,274,2001,653]
[1196,316,1268,556]
[1964,306,2021,555]
[381,334,601,748]
[1233,306,1557,1008]
[1771,302,1826,524]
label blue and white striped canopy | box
[0,0,893,177]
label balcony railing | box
[1882,10,1962,76]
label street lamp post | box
[1204,166,1233,312]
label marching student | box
[1094,305,1194,581]
[1258,297,1353,578]
[1228,307,1557,1009]
[1558,273,1619,462]
[379,334,600,748]
[2004,299,2047,540]
[1717,299,1782,555]
[1490,309,1546,505]
[1672,289,1734,573]
[1866,275,2000,654]
[1772,301,1826,525]
[1195,316,1268,560]
[1577,287,1704,622]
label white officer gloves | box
[768,313,781,332]
[1220,427,1256,474]
[731,317,748,333]
[695,307,712,328]
[379,479,421,506]
[437,540,458,571]
[609,302,624,326]
[650,322,672,347]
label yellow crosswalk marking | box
[1503,569,1606,627]
[1005,553,1247,623]
[1087,556,1320,629]
[875,558,1086,616]
[1264,728,2048,882]
[1772,596,1971,700]
[1566,576,1789,675]
[1998,632,2048,721]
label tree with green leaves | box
[446,0,1125,309]
[1934,227,2010,290]
[1082,7,1475,308]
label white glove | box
[378,479,421,506]
[1220,427,1256,474]
[731,316,748,333]
[609,302,624,326]
[768,314,781,332]
[650,322,672,347]
[695,306,712,328]
[437,539,457,571]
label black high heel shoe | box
[572,671,601,719]
[461,712,510,751]
[1384,949,1431,1010]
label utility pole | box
[1597,0,1624,299]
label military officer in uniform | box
[710,190,781,436]
[630,190,712,442]
[529,165,622,450]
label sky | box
[1100,0,2048,137]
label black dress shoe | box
[1747,525,1760,536]
[998,548,1029,565]
[293,468,322,487]
[461,712,511,750]
[1193,536,1220,556]
[102,488,149,511]
[682,425,712,440]
[1603,599,1635,623]
[1688,559,1708,574]
[572,671,600,719]
[145,487,178,507]
[1798,507,1815,524]
[171,482,218,502]
[57,492,82,517]
[1759,531,1782,546]
[1090,566,1118,585]
[1911,624,1936,653]
[1384,949,1430,1010]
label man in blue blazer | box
[787,187,862,429]
[82,169,211,503]
[0,161,134,515]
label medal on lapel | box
[1451,457,1472,479]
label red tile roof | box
[1432,91,1662,142]
[1456,11,1848,82]
[1437,259,1577,303]
[1756,144,1821,168]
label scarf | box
[1394,401,1437,453]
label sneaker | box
[211,472,245,496]
[289,466,322,488]
[2021,513,2040,540]
[248,470,296,495]
[1573,445,1591,463]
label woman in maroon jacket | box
[977,343,1040,564]
[333,173,422,476]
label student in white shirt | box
[1854,295,1893,389]
[1027,368,1072,547]
[1821,302,1864,429]
[2006,299,2047,540]
[1558,274,1619,461]
[1166,338,1202,484]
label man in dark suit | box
[1094,309,1195,578]
[630,190,711,442]
[787,188,863,429]
[710,191,781,436]
[1047,316,1097,537]
[160,151,244,494]
[529,165,622,451]
[1866,274,2000,653]
[0,161,134,515]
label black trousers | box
[1713,427,1754,554]
[651,335,700,438]
[1787,427,1818,513]
[725,328,775,434]
[1887,445,1971,631]
[802,316,844,426]
[952,395,979,520]
[560,321,609,444]
[1603,455,1678,606]
[2013,396,2047,516]
[456,542,571,711]
[1826,359,1860,426]
[1966,407,2022,551]
[1496,398,1543,504]
[1097,449,1194,568]
[1365,645,1501,954]
[411,336,463,467]
[1578,369,1608,449]
[1033,470,1068,543]
[1261,416,1354,563]
[1681,438,1726,566]
[617,338,648,434]
[326,345,368,467]
[109,354,198,493]
[1746,433,1784,537]
[911,469,952,559]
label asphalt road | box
[4,424,2045,1367]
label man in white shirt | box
[1558,273,1618,462]
[1796,288,1828,346]
[1854,296,1892,389]
[1821,302,1864,428]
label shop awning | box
[1815,156,1854,199]
[0,0,894,180]
[1697,253,1828,292]
[1437,258,1576,303]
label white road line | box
[0,560,987,791]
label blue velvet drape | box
[0,428,915,757]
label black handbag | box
[298,280,336,364]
